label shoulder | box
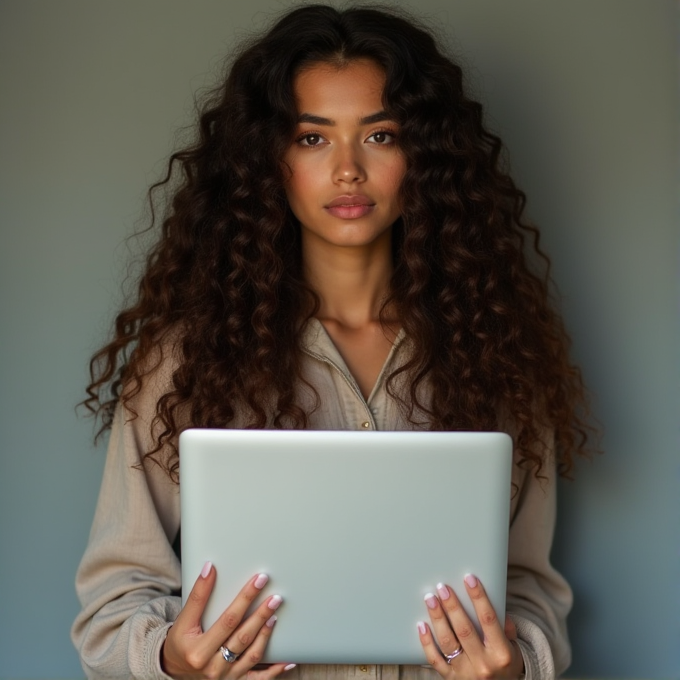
[115,329,188,475]
[122,329,184,420]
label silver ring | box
[221,646,238,663]
[445,645,464,663]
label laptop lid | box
[179,429,512,664]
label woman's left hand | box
[417,575,525,679]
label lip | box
[324,195,375,219]
[325,195,374,208]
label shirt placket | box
[301,325,405,432]
[301,349,378,430]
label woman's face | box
[282,59,406,252]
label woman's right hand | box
[161,562,295,679]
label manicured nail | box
[436,583,450,600]
[417,621,427,635]
[266,614,277,628]
[268,595,283,610]
[284,664,297,671]
[200,561,212,578]
[424,593,438,609]
[254,573,269,589]
[464,573,478,588]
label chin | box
[308,222,393,249]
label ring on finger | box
[444,645,464,663]
[221,646,238,663]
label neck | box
[302,234,395,329]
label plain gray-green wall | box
[1,1,678,678]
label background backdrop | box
[1,1,678,678]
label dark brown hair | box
[84,4,592,481]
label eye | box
[367,130,397,145]
[297,133,324,147]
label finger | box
[463,574,507,648]
[416,620,451,675]
[174,560,216,632]
[161,561,218,674]
[200,572,272,659]
[228,610,279,674]
[424,591,461,658]
[435,582,485,660]
[504,614,517,641]
[223,594,284,656]
[248,662,298,680]
[201,611,278,679]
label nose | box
[332,142,366,184]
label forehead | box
[292,59,386,115]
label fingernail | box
[284,664,297,671]
[417,620,427,635]
[200,561,212,578]
[424,593,437,609]
[464,573,478,588]
[266,614,277,628]
[268,595,283,610]
[254,573,269,589]
[436,583,450,600]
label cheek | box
[383,158,406,199]
[284,159,317,209]
[285,175,308,215]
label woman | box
[72,5,589,679]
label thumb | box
[504,614,518,641]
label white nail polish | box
[436,583,450,600]
[266,614,277,628]
[284,664,297,671]
[254,573,269,589]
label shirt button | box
[361,421,370,429]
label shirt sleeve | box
[71,398,183,680]
[72,370,572,680]
[505,435,573,679]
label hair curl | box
[83,4,592,482]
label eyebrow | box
[297,110,393,126]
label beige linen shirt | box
[72,320,572,680]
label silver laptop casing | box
[180,429,512,664]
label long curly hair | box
[84,4,592,482]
